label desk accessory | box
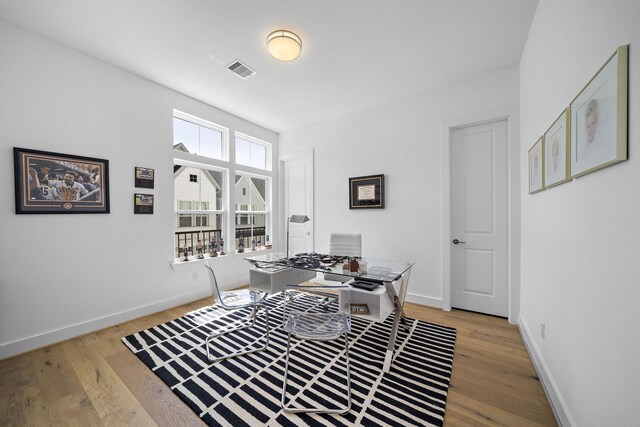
[351,280,380,291]
[350,303,370,315]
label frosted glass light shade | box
[266,30,302,62]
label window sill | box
[170,248,275,271]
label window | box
[173,111,272,259]
[236,134,268,170]
[174,163,224,257]
[235,173,269,249]
[173,115,224,160]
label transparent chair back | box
[281,283,352,414]
[202,261,270,362]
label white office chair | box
[329,233,362,257]
[325,233,362,282]
[203,261,270,362]
[281,284,352,414]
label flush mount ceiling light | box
[266,30,302,62]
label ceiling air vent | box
[227,60,257,79]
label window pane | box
[174,164,200,209]
[175,164,223,211]
[251,176,268,207]
[173,118,199,154]
[235,213,266,250]
[200,126,222,160]
[235,174,267,211]
[174,213,224,258]
[236,138,250,166]
[178,214,192,227]
[199,168,223,210]
[250,143,266,169]
[236,137,267,170]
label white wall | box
[0,20,278,358]
[279,66,520,310]
[519,1,640,425]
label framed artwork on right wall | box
[529,137,544,194]
[570,44,628,178]
[544,108,571,188]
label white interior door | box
[450,120,508,317]
[281,150,314,256]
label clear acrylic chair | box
[281,283,352,414]
[203,261,270,362]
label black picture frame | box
[134,193,154,214]
[135,166,155,189]
[349,174,385,209]
[13,147,110,214]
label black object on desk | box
[351,280,381,291]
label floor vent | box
[227,60,257,79]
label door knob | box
[306,232,311,236]
[452,239,466,245]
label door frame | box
[441,107,520,323]
[279,149,314,254]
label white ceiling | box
[0,0,539,133]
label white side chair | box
[281,283,352,414]
[203,261,270,363]
[325,233,362,282]
[329,233,362,257]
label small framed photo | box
[13,147,110,214]
[570,44,628,178]
[544,108,571,188]
[135,166,155,189]
[134,193,154,214]
[349,174,385,209]
[529,137,544,194]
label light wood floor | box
[0,298,556,426]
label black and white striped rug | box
[122,292,456,426]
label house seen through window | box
[173,110,272,259]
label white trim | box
[173,152,231,171]
[404,293,443,309]
[174,210,224,215]
[440,106,520,323]
[519,316,574,427]
[0,289,211,360]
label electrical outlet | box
[193,272,198,281]
[540,323,546,340]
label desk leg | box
[382,269,412,373]
[383,287,402,372]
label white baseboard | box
[0,289,211,360]
[404,292,443,309]
[518,316,575,427]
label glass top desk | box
[246,253,414,372]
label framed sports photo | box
[135,166,155,189]
[570,44,628,178]
[13,147,110,214]
[134,193,154,214]
[349,174,385,209]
